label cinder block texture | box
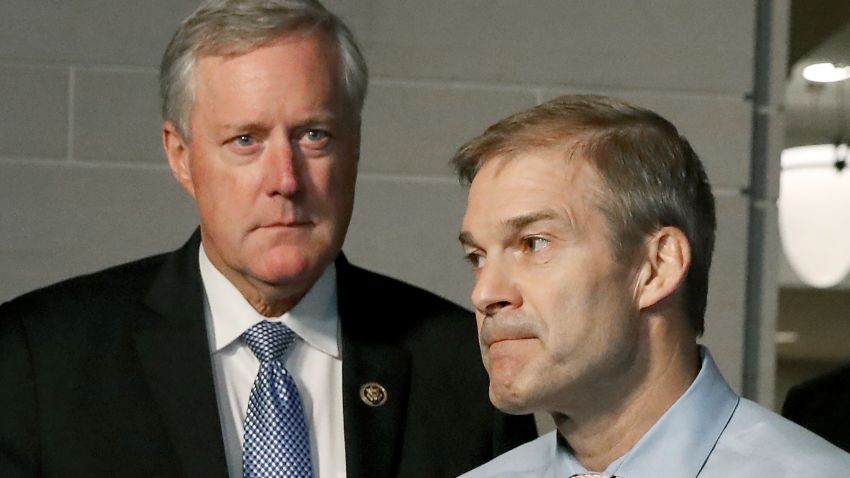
[333,0,756,93]
[0,162,197,302]
[0,0,781,402]
[0,66,68,158]
[0,1,197,66]
[701,194,750,392]
[344,176,473,309]
[73,69,164,163]
[543,89,753,190]
[361,83,536,176]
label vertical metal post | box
[743,0,787,404]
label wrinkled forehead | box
[188,31,351,121]
[462,148,607,229]
[464,128,592,182]
[469,145,602,194]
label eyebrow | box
[297,112,341,127]
[220,113,342,132]
[458,209,560,248]
[220,122,267,133]
[502,210,559,232]
[458,231,476,247]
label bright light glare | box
[779,160,850,288]
[802,62,850,83]
[781,144,845,169]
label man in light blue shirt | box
[452,95,850,477]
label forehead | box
[463,148,605,226]
[191,32,344,113]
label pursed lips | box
[479,317,539,348]
[485,336,537,350]
[254,217,313,230]
[260,221,310,228]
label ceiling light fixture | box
[779,144,850,287]
[802,62,850,83]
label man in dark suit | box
[0,1,536,476]
[783,364,850,452]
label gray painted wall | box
[0,1,787,406]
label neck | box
[202,245,315,318]
[240,286,307,317]
[224,269,311,317]
[553,315,700,472]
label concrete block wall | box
[1,1,786,405]
[0,0,202,306]
[336,0,775,398]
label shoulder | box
[784,363,850,407]
[336,260,473,335]
[337,261,539,467]
[707,397,850,474]
[337,260,479,360]
[0,252,171,332]
[782,364,850,451]
[459,432,557,478]
[338,261,469,314]
[2,253,168,310]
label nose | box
[266,137,300,197]
[471,257,521,316]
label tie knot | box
[242,321,296,362]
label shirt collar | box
[557,346,740,477]
[198,244,340,359]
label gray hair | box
[160,0,368,139]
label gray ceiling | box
[786,3,850,147]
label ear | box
[634,226,691,310]
[163,121,196,199]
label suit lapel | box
[132,244,413,477]
[135,231,228,478]
[337,256,412,478]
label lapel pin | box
[359,382,388,407]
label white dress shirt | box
[198,246,346,478]
[461,347,850,477]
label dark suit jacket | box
[783,363,850,453]
[0,233,536,477]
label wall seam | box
[66,66,75,161]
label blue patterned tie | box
[242,321,313,477]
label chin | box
[485,352,533,410]
[487,368,538,415]
[253,248,323,285]
[489,384,536,415]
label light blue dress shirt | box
[460,348,850,477]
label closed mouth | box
[256,220,312,230]
[487,336,535,347]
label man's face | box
[166,33,358,306]
[459,150,645,415]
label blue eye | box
[235,135,255,146]
[304,129,329,142]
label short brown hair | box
[452,95,715,334]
